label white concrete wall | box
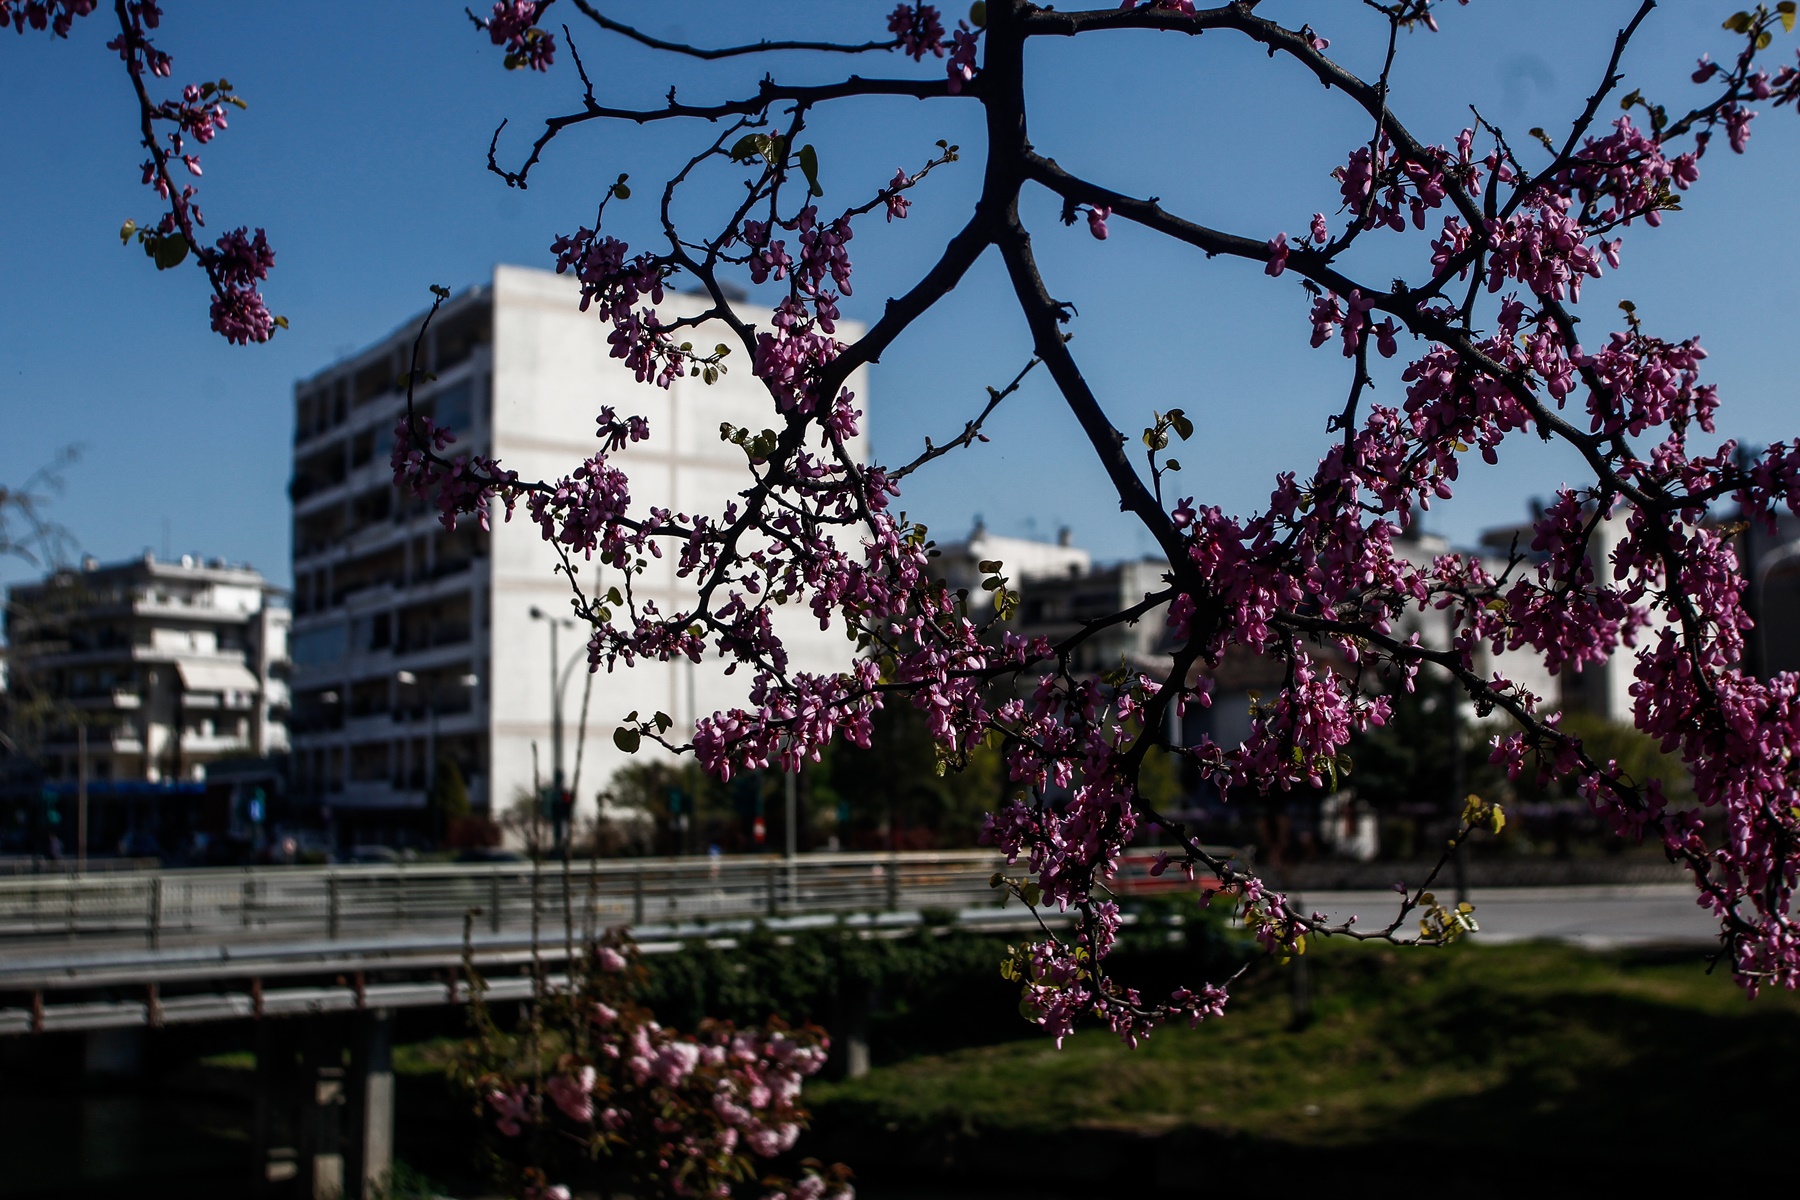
[484,265,869,814]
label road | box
[1301,884,1717,948]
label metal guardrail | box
[0,849,1236,953]
[0,857,160,877]
[0,852,1001,950]
[0,850,1241,1036]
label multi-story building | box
[2,553,290,849]
[288,265,867,840]
[931,520,1093,615]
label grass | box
[808,939,1800,1157]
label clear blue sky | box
[5,1,1797,597]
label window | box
[292,622,348,667]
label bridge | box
[0,851,1087,1198]
[0,853,1709,1199]
[0,851,1122,1032]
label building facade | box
[2,553,290,855]
[288,265,867,839]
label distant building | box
[932,521,1092,614]
[288,265,867,841]
[1736,510,1800,679]
[2,553,289,854]
[1011,556,1174,679]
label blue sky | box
[4,1,1798,596]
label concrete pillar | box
[827,981,873,1082]
[345,1010,395,1200]
[253,1019,354,1200]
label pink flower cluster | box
[391,413,520,532]
[479,1,555,71]
[475,937,845,1200]
[885,4,979,91]
[0,0,96,36]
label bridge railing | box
[0,852,1010,948]
[0,848,1242,951]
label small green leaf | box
[1170,410,1194,440]
[1724,11,1752,32]
[1165,458,1181,471]
[614,727,641,753]
[797,143,823,197]
[612,182,631,200]
[152,235,189,271]
[730,133,774,163]
[430,283,451,299]
[969,2,987,28]
[1020,881,1042,907]
[118,219,136,245]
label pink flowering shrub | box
[13,0,282,341]
[404,0,1800,1042]
[34,0,1800,1138]
[459,932,851,1200]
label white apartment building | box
[932,520,1093,613]
[289,265,867,837]
[3,553,290,785]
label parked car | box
[455,846,528,864]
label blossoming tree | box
[18,0,1800,1193]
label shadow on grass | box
[809,943,1800,1198]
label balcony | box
[180,731,251,756]
[70,688,142,711]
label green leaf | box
[977,559,1003,572]
[654,711,673,733]
[118,219,136,245]
[612,182,631,200]
[1020,880,1042,907]
[1724,11,1752,32]
[152,235,189,271]
[1782,2,1797,34]
[1170,410,1194,440]
[730,134,774,164]
[969,2,987,28]
[1165,458,1181,471]
[614,727,641,754]
[797,143,823,197]
[430,283,451,299]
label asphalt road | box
[1298,884,1718,947]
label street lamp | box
[530,606,584,847]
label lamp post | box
[529,606,582,847]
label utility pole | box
[530,607,580,849]
[76,722,88,875]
